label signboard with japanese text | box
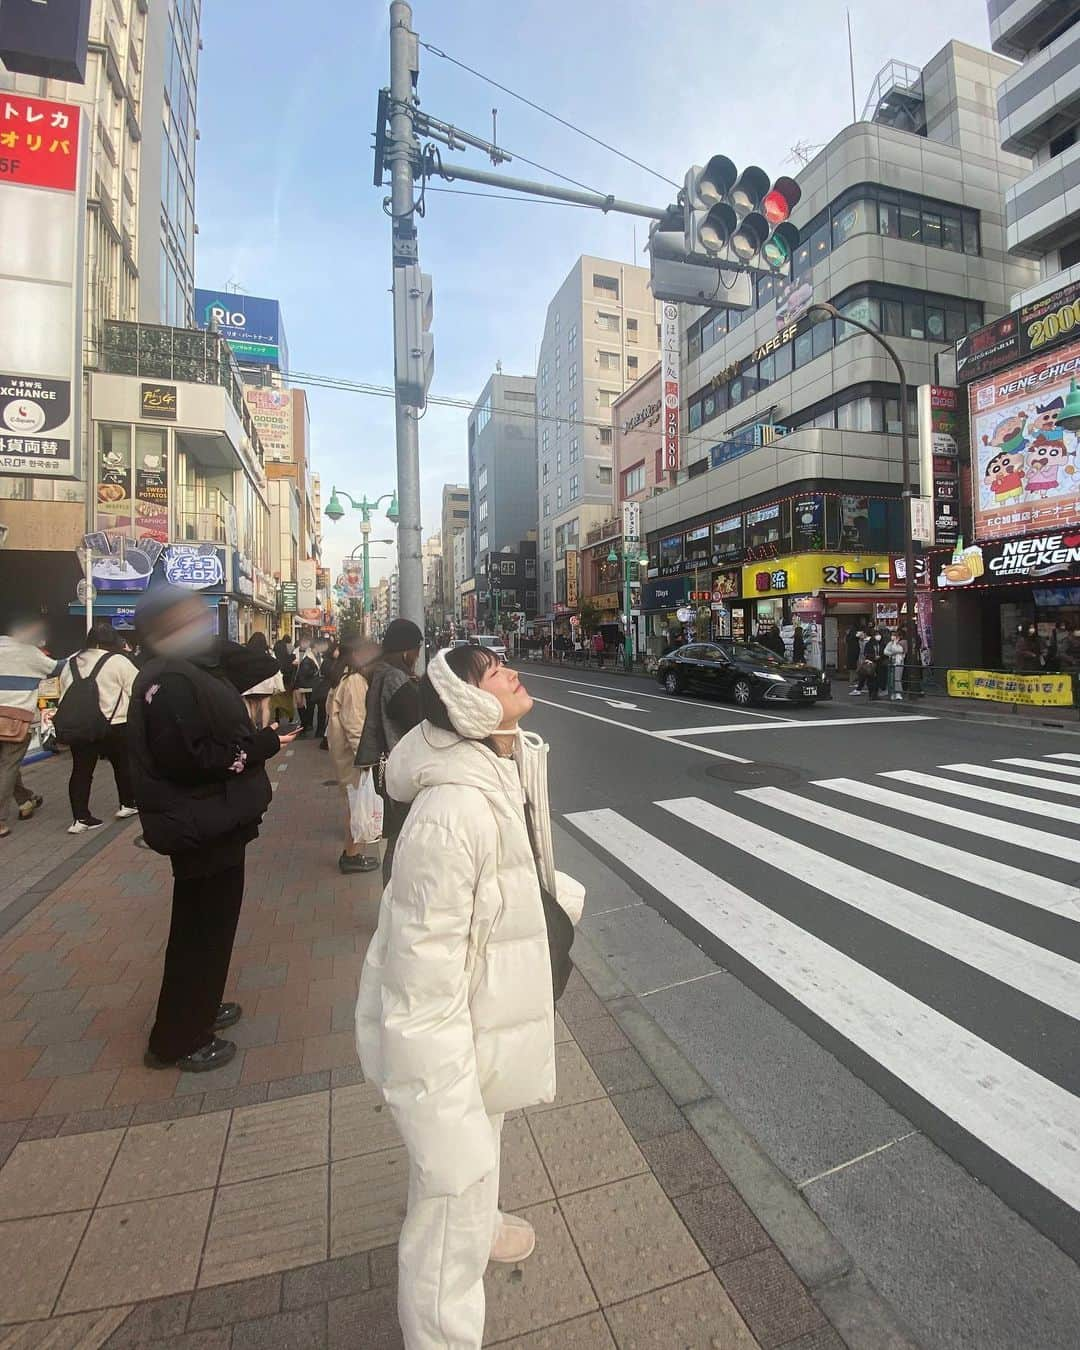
[917,385,961,547]
[297,558,320,622]
[565,550,580,609]
[890,555,930,588]
[280,581,298,614]
[162,544,227,592]
[194,290,287,369]
[947,668,1073,707]
[243,387,293,461]
[622,500,641,543]
[0,92,84,478]
[935,533,1080,587]
[956,278,1080,385]
[741,552,892,599]
[135,452,168,543]
[969,339,1080,542]
[660,303,680,472]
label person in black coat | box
[762,624,786,658]
[128,587,299,1074]
[844,626,860,675]
[792,622,806,664]
[861,631,881,700]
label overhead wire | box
[419,40,678,189]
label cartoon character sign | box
[970,342,1080,541]
[334,565,363,599]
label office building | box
[467,371,537,603]
[440,483,470,615]
[452,528,469,622]
[477,538,538,630]
[535,256,660,616]
[989,0,1080,305]
[640,41,1037,665]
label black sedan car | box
[656,640,832,706]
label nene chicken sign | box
[936,532,1080,587]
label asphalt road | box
[520,662,1080,1350]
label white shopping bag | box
[347,769,384,845]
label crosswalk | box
[566,751,1080,1232]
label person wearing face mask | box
[127,586,299,1073]
[356,645,585,1349]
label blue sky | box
[195,0,994,583]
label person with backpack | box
[56,620,138,834]
[128,586,298,1073]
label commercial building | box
[440,483,469,616]
[535,256,660,616]
[422,531,443,632]
[476,538,538,631]
[989,0,1080,306]
[467,371,537,604]
[0,0,206,643]
[641,41,1038,668]
[613,362,664,510]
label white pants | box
[398,1113,504,1350]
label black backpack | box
[54,653,120,746]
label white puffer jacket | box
[355,722,585,1198]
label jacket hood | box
[385,722,518,806]
[204,640,281,694]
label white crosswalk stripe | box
[815,776,1080,865]
[943,762,1080,798]
[879,769,1080,826]
[566,803,1080,1215]
[742,785,1080,917]
[656,796,1080,1015]
[996,757,1080,779]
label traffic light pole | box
[389,1,425,656]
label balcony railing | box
[100,320,265,463]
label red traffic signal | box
[762,176,802,226]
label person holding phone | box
[127,586,300,1074]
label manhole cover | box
[704,762,801,786]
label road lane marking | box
[565,807,1080,1214]
[743,786,1080,916]
[881,769,1080,825]
[662,793,1080,1003]
[530,696,751,763]
[1048,753,1080,762]
[817,776,1080,863]
[523,669,801,721]
[942,763,1080,799]
[569,690,646,711]
[655,715,935,737]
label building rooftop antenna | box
[786,141,824,168]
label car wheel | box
[663,671,683,695]
[732,678,754,706]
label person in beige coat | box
[326,634,381,874]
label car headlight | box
[759,672,786,682]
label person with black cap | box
[355,617,424,883]
[127,586,299,1073]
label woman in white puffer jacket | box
[355,645,584,1350]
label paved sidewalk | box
[0,738,847,1348]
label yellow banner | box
[947,669,1074,707]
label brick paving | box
[0,739,847,1348]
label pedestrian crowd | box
[845,625,911,702]
[0,597,583,1348]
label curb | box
[569,928,923,1350]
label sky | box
[194,0,995,585]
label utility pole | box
[388,1,424,651]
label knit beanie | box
[382,618,424,655]
[427,647,504,739]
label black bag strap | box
[72,651,122,724]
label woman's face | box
[479,659,534,728]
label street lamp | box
[325,488,398,635]
[807,302,917,695]
[607,543,650,672]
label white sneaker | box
[115,806,139,819]
[490,1212,536,1264]
[68,817,105,834]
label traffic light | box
[393,264,434,409]
[682,159,802,274]
[649,205,754,307]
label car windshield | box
[476,636,502,648]
[730,643,783,666]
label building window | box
[557,485,563,509]
[599,389,619,409]
[569,362,578,390]
[568,323,578,352]
[569,437,580,463]
[593,274,619,300]
[599,350,620,372]
[478,530,489,552]
[543,495,550,517]
[477,466,487,491]
[544,560,552,580]
[569,399,578,425]
[598,465,612,485]
[627,356,639,378]
[597,311,619,332]
[540,362,549,387]
[543,526,551,549]
[569,475,580,502]
[1051,125,1078,158]
[479,499,489,522]
[622,462,646,497]
[556,449,563,474]
[525,557,536,578]
[543,461,550,481]
[626,317,638,343]
[599,427,612,445]
[476,395,492,435]
[542,426,550,454]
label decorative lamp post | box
[325,488,398,635]
[608,543,650,671]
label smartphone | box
[274,720,302,737]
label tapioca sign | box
[140,384,177,421]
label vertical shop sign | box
[97,438,132,533]
[0,92,83,478]
[661,302,680,473]
[134,447,168,543]
[565,550,580,609]
[917,385,960,548]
